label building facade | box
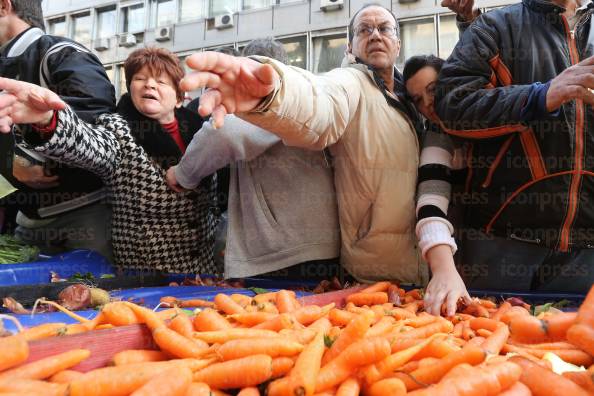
[42,0,516,98]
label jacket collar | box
[116,93,204,169]
[1,27,44,57]
[522,0,593,15]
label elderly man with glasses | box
[176,4,432,288]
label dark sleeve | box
[45,46,116,123]
[434,16,532,138]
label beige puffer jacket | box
[243,57,428,285]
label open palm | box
[181,52,278,127]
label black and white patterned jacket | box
[22,107,218,274]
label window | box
[396,18,437,69]
[120,3,145,33]
[312,34,347,74]
[210,0,239,16]
[179,0,205,22]
[150,0,176,28]
[118,65,128,97]
[71,12,91,45]
[48,17,67,37]
[96,6,117,39]
[243,0,271,10]
[279,36,306,69]
[438,14,458,59]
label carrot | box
[154,326,209,358]
[506,345,593,366]
[509,341,578,350]
[394,319,454,342]
[405,289,423,300]
[169,312,196,338]
[185,382,211,396]
[48,369,83,383]
[102,302,138,327]
[335,378,360,396]
[413,336,460,359]
[366,378,406,396]
[574,284,594,327]
[497,382,532,396]
[254,292,280,304]
[124,303,165,330]
[237,387,260,396]
[398,344,487,391]
[0,379,67,396]
[271,357,295,378]
[229,312,278,326]
[280,328,317,344]
[345,292,388,306]
[501,306,531,324]
[193,354,272,389]
[156,308,180,321]
[69,360,190,396]
[463,303,490,318]
[315,337,391,392]
[19,323,67,341]
[567,323,594,357]
[307,317,332,334]
[360,281,392,294]
[469,317,500,332]
[509,311,577,343]
[130,366,192,396]
[0,349,90,381]
[366,316,396,338]
[467,336,486,346]
[216,338,304,361]
[481,322,510,355]
[215,293,246,315]
[0,335,28,372]
[462,320,476,340]
[399,360,421,373]
[491,301,512,321]
[287,331,325,396]
[322,311,374,365]
[276,290,298,313]
[193,328,279,343]
[179,299,215,308]
[403,312,437,328]
[509,355,590,396]
[501,344,550,363]
[328,308,357,326]
[194,308,232,331]
[293,304,335,326]
[253,313,298,331]
[112,350,168,366]
[385,307,416,320]
[231,293,253,307]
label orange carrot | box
[491,301,512,321]
[509,311,577,343]
[130,366,192,396]
[169,312,196,338]
[307,317,332,334]
[562,370,594,393]
[497,382,532,396]
[366,316,396,338]
[193,354,272,389]
[510,355,590,396]
[0,335,28,372]
[335,378,360,396]
[124,303,165,330]
[292,304,335,326]
[237,387,260,396]
[19,323,67,341]
[215,294,246,315]
[574,285,594,327]
[112,350,168,366]
[217,338,304,361]
[328,309,357,326]
[366,378,406,396]
[231,294,253,307]
[509,341,579,350]
[567,323,594,357]
[0,379,67,396]
[287,331,325,396]
[482,323,510,355]
[48,369,83,383]
[179,299,215,308]
[323,311,374,365]
[193,328,279,343]
[507,345,593,366]
[102,302,139,327]
[462,303,490,318]
[271,357,295,378]
[276,290,298,313]
[153,326,209,358]
[345,292,388,306]
[501,306,531,324]
[469,317,500,332]
[194,308,232,331]
[403,312,437,328]
[229,312,278,326]
[253,313,298,331]
[185,382,211,396]
[0,349,90,381]
[360,281,392,293]
[394,319,454,343]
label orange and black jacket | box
[435,0,594,251]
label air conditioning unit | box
[155,26,173,42]
[214,13,234,30]
[320,0,344,11]
[94,37,110,51]
[118,33,137,47]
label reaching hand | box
[424,244,472,317]
[0,77,66,133]
[441,0,479,22]
[12,159,60,189]
[165,166,186,193]
[546,55,594,112]
[180,52,279,128]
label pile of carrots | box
[0,281,593,395]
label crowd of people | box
[0,0,593,315]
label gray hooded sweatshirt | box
[175,115,340,278]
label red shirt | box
[161,118,186,154]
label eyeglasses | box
[355,24,397,38]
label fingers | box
[0,115,13,133]
[446,292,461,317]
[180,71,221,93]
[197,89,223,117]
[0,77,30,94]
[185,51,237,75]
[211,105,228,129]
[0,93,16,109]
[578,54,594,66]
[29,88,66,111]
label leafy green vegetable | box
[100,274,115,279]
[324,335,335,348]
[67,272,95,282]
[0,234,39,264]
[248,287,270,295]
[532,303,554,316]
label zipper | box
[559,16,585,252]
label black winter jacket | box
[435,0,594,251]
[0,27,115,219]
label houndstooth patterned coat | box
[23,107,218,274]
